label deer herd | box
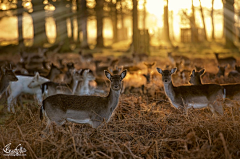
[0,49,239,134]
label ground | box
[0,40,240,158]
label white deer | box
[7,72,49,113]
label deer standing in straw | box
[189,69,240,107]
[157,67,225,116]
[41,69,83,98]
[214,53,236,68]
[0,67,18,98]
[40,69,127,133]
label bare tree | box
[132,0,138,52]
[211,0,215,40]
[51,0,71,52]
[163,0,173,46]
[17,0,24,48]
[31,0,48,47]
[199,0,207,41]
[95,0,104,48]
[80,0,90,49]
[191,0,198,42]
[111,0,118,43]
[223,0,236,48]
[120,0,126,40]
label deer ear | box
[156,68,163,74]
[120,70,127,79]
[105,70,112,80]
[78,69,82,74]
[192,69,196,75]
[171,68,177,74]
[199,69,205,75]
[1,66,6,75]
[35,72,40,80]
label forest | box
[0,0,240,158]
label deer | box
[63,62,75,84]
[142,62,155,84]
[76,69,96,95]
[79,50,93,64]
[40,69,127,133]
[7,72,49,113]
[228,65,240,78]
[44,63,62,81]
[214,53,236,68]
[20,47,47,64]
[189,69,240,107]
[189,69,205,85]
[0,67,18,98]
[94,60,109,77]
[41,69,83,98]
[157,67,225,116]
[167,52,190,66]
[196,65,226,81]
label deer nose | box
[164,79,167,82]
[114,85,119,89]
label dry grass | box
[0,92,239,159]
[0,48,240,158]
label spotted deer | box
[41,69,83,98]
[40,69,127,132]
[76,69,95,95]
[189,69,240,106]
[214,53,236,68]
[167,52,190,66]
[0,67,18,98]
[157,68,225,115]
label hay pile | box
[0,93,239,159]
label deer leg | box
[91,120,102,128]
[213,100,224,115]
[7,90,21,113]
[36,93,43,106]
[208,103,217,117]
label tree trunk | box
[223,0,236,48]
[163,0,173,46]
[120,0,126,40]
[31,0,48,47]
[132,0,138,53]
[199,0,207,41]
[190,0,198,42]
[111,0,118,43]
[75,0,81,48]
[53,0,71,52]
[211,0,215,40]
[80,0,89,49]
[70,0,74,43]
[17,0,24,48]
[95,0,104,48]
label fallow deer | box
[189,69,240,106]
[0,67,18,98]
[40,69,127,132]
[41,69,83,98]
[157,68,225,115]
[76,69,95,95]
[214,53,236,68]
